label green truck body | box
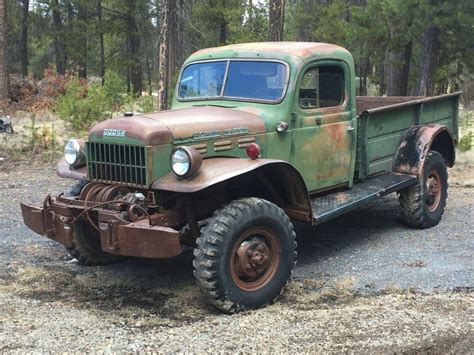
[21,42,460,313]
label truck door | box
[290,61,356,192]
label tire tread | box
[193,197,296,313]
[399,151,448,229]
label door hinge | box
[290,112,297,128]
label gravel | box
[0,156,472,352]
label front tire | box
[399,150,448,229]
[66,221,122,266]
[193,197,296,313]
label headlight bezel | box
[64,139,85,168]
[170,146,202,179]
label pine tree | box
[0,0,8,99]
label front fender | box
[152,157,313,221]
[152,158,295,192]
[393,124,456,177]
[56,158,87,180]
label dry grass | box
[450,149,474,187]
[1,253,472,352]
[2,263,209,324]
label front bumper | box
[20,195,182,259]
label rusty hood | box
[89,106,266,145]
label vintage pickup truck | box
[21,42,460,313]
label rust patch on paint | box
[393,124,455,177]
[56,158,87,180]
[143,106,265,141]
[192,42,350,60]
[335,192,349,203]
[90,106,265,145]
[325,121,348,150]
[90,115,173,145]
[190,143,208,155]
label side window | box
[299,65,344,109]
[299,68,319,109]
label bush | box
[55,71,126,131]
[102,71,127,110]
[55,70,162,132]
[124,93,156,114]
[55,78,107,131]
[458,132,472,152]
[38,68,72,98]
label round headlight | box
[64,139,84,168]
[170,146,202,178]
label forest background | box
[0,0,472,154]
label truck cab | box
[172,42,358,192]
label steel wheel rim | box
[229,227,281,292]
[425,169,442,212]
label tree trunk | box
[248,0,254,34]
[97,0,105,85]
[357,57,369,96]
[157,0,172,110]
[51,0,65,75]
[20,0,29,78]
[268,0,285,41]
[387,41,412,96]
[416,25,440,96]
[126,0,141,95]
[219,17,227,44]
[168,0,177,89]
[379,62,385,96]
[0,0,8,99]
[146,57,152,94]
[126,66,131,93]
[400,41,412,95]
[77,4,87,79]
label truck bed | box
[355,92,461,180]
[356,96,421,116]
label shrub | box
[22,114,41,151]
[124,93,156,114]
[38,68,73,98]
[102,71,127,110]
[55,71,126,131]
[458,132,472,152]
[55,70,161,132]
[55,77,106,131]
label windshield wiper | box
[192,103,237,108]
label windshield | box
[178,60,288,102]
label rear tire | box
[193,197,296,313]
[399,151,448,229]
[65,181,123,266]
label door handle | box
[347,125,355,131]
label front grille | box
[86,142,148,187]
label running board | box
[311,172,417,225]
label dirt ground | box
[0,152,472,352]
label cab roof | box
[185,42,353,65]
